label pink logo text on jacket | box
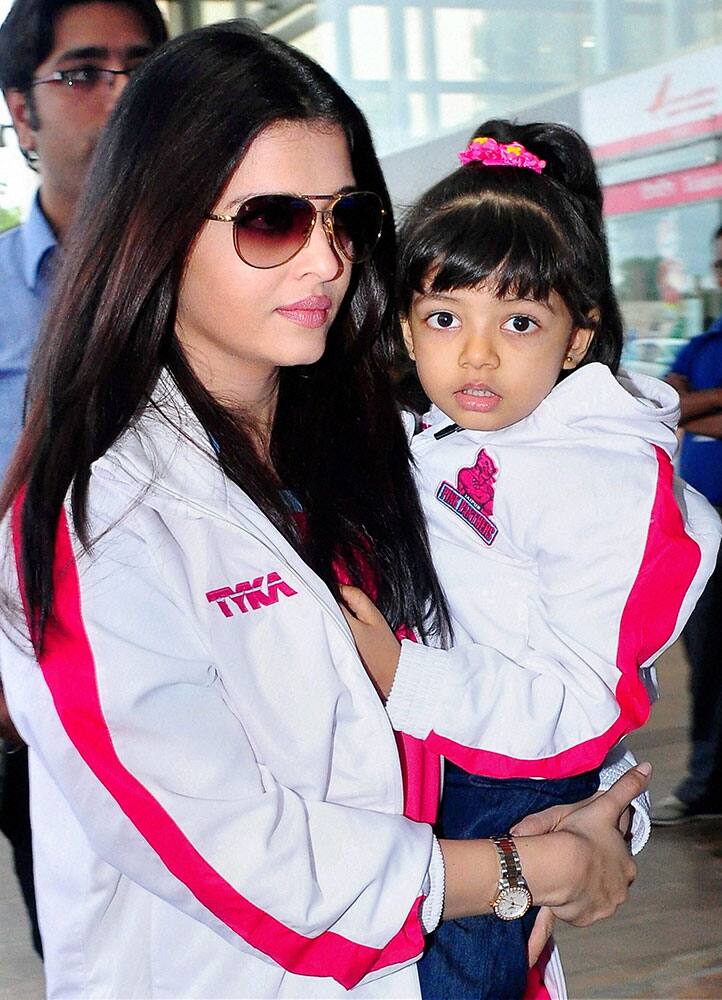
[206,572,298,618]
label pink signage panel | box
[603,162,722,217]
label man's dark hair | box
[715,224,722,241]
[0,0,168,93]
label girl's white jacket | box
[389,364,721,779]
[0,381,443,999]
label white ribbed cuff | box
[598,748,651,855]
[420,836,445,933]
[386,640,450,738]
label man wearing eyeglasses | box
[653,223,722,826]
[0,0,167,957]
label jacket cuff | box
[386,640,450,738]
[598,750,651,855]
[420,836,445,933]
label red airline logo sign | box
[582,45,722,160]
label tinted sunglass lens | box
[332,193,384,262]
[234,195,314,267]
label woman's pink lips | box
[276,295,333,329]
[454,384,502,412]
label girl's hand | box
[340,586,401,698]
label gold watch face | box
[494,885,532,920]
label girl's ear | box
[401,318,416,360]
[562,309,599,369]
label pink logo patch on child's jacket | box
[436,448,499,545]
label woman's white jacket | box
[0,381,441,999]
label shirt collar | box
[20,190,57,291]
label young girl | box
[344,120,721,999]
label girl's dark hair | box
[397,119,623,373]
[3,19,450,649]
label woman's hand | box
[439,764,650,927]
[521,764,650,926]
[511,797,634,843]
[340,586,401,698]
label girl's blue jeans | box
[418,762,600,1000]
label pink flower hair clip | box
[458,136,546,174]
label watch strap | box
[490,835,526,888]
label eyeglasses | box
[207,190,386,269]
[30,65,138,92]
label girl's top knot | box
[458,136,546,174]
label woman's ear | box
[401,318,416,361]
[562,309,599,369]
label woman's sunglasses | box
[208,190,386,269]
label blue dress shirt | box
[0,193,57,478]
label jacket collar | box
[103,372,352,630]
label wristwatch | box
[489,835,533,921]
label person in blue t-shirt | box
[654,223,722,825]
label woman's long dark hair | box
[2,20,450,650]
[397,119,624,377]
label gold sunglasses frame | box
[208,190,386,269]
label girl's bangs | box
[402,198,578,307]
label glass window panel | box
[404,6,425,81]
[408,92,429,139]
[621,12,664,70]
[349,5,391,80]
[199,1,236,25]
[438,91,488,131]
[293,21,338,77]
[600,141,719,186]
[609,201,722,377]
[432,8,486,82]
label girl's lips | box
[276,296,333,329]
[454,386,502,412]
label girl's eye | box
[502,315,538,335]
[427,311,460,330]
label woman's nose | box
[297,213,345,282]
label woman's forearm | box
[439,832,577,921]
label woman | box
[0,21,646,998]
